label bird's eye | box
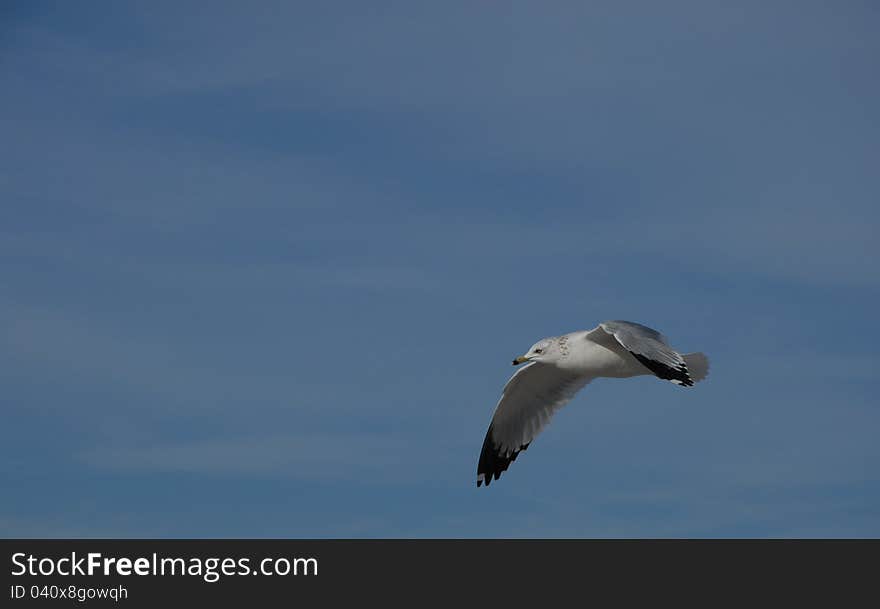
[534,348,543,354]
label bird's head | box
[512,337,560,366]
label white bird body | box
[476,320,710,487]
[555,331,648,377]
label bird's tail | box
[683,352,710,383]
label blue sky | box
[2,1,878,537]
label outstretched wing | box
[476,362,591,487]
[589,320,694,386]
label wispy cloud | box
[78,431,435,482]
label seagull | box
[476,320,709,487]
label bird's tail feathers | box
[683,352,710,383]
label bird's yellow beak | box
[512,355,529,366]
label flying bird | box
[476,320,709,487]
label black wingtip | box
[476,426,530,488]
[629,351,694,386]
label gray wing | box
[476,362,591,487]
[590,320,694,386]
